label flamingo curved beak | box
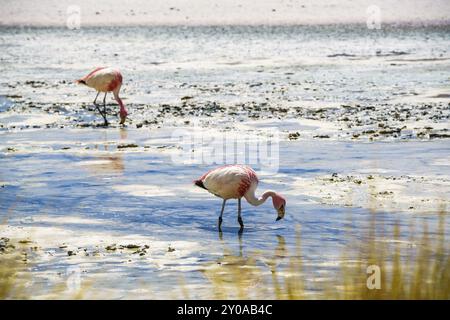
[276,205,285,221]
[119,112,127,125]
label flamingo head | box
[273,193,286,221]
[119,109,128,125]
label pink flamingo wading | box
[76,67,128,126]
[194,165,286,231]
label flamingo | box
[76,67,128,126]
[194,165,286,231]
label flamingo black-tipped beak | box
[276,205,285,221]
[120,114,127,125]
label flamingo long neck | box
[245,190,276,207]
[117,97,125,113]
[114,92,127,114]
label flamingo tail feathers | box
[194,179,207,190]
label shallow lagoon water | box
[0,24,449,298]
[1,127,449,298]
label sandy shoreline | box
[1,0,450,27]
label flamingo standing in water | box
[194,165,286,231]
[76,67,128,126]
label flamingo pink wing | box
[198,165,258,199]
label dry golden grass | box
[0,243,88,300]
[0,252,30,299]
[200,208,449,300]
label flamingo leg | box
[237,198,244,230]
[103,92,107,111]
[98,107,108,126]
[218,199,226,231]
[93,91,100,105]
[92,91,108,126]
[102,92,109,126]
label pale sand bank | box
[1,0,449,26]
